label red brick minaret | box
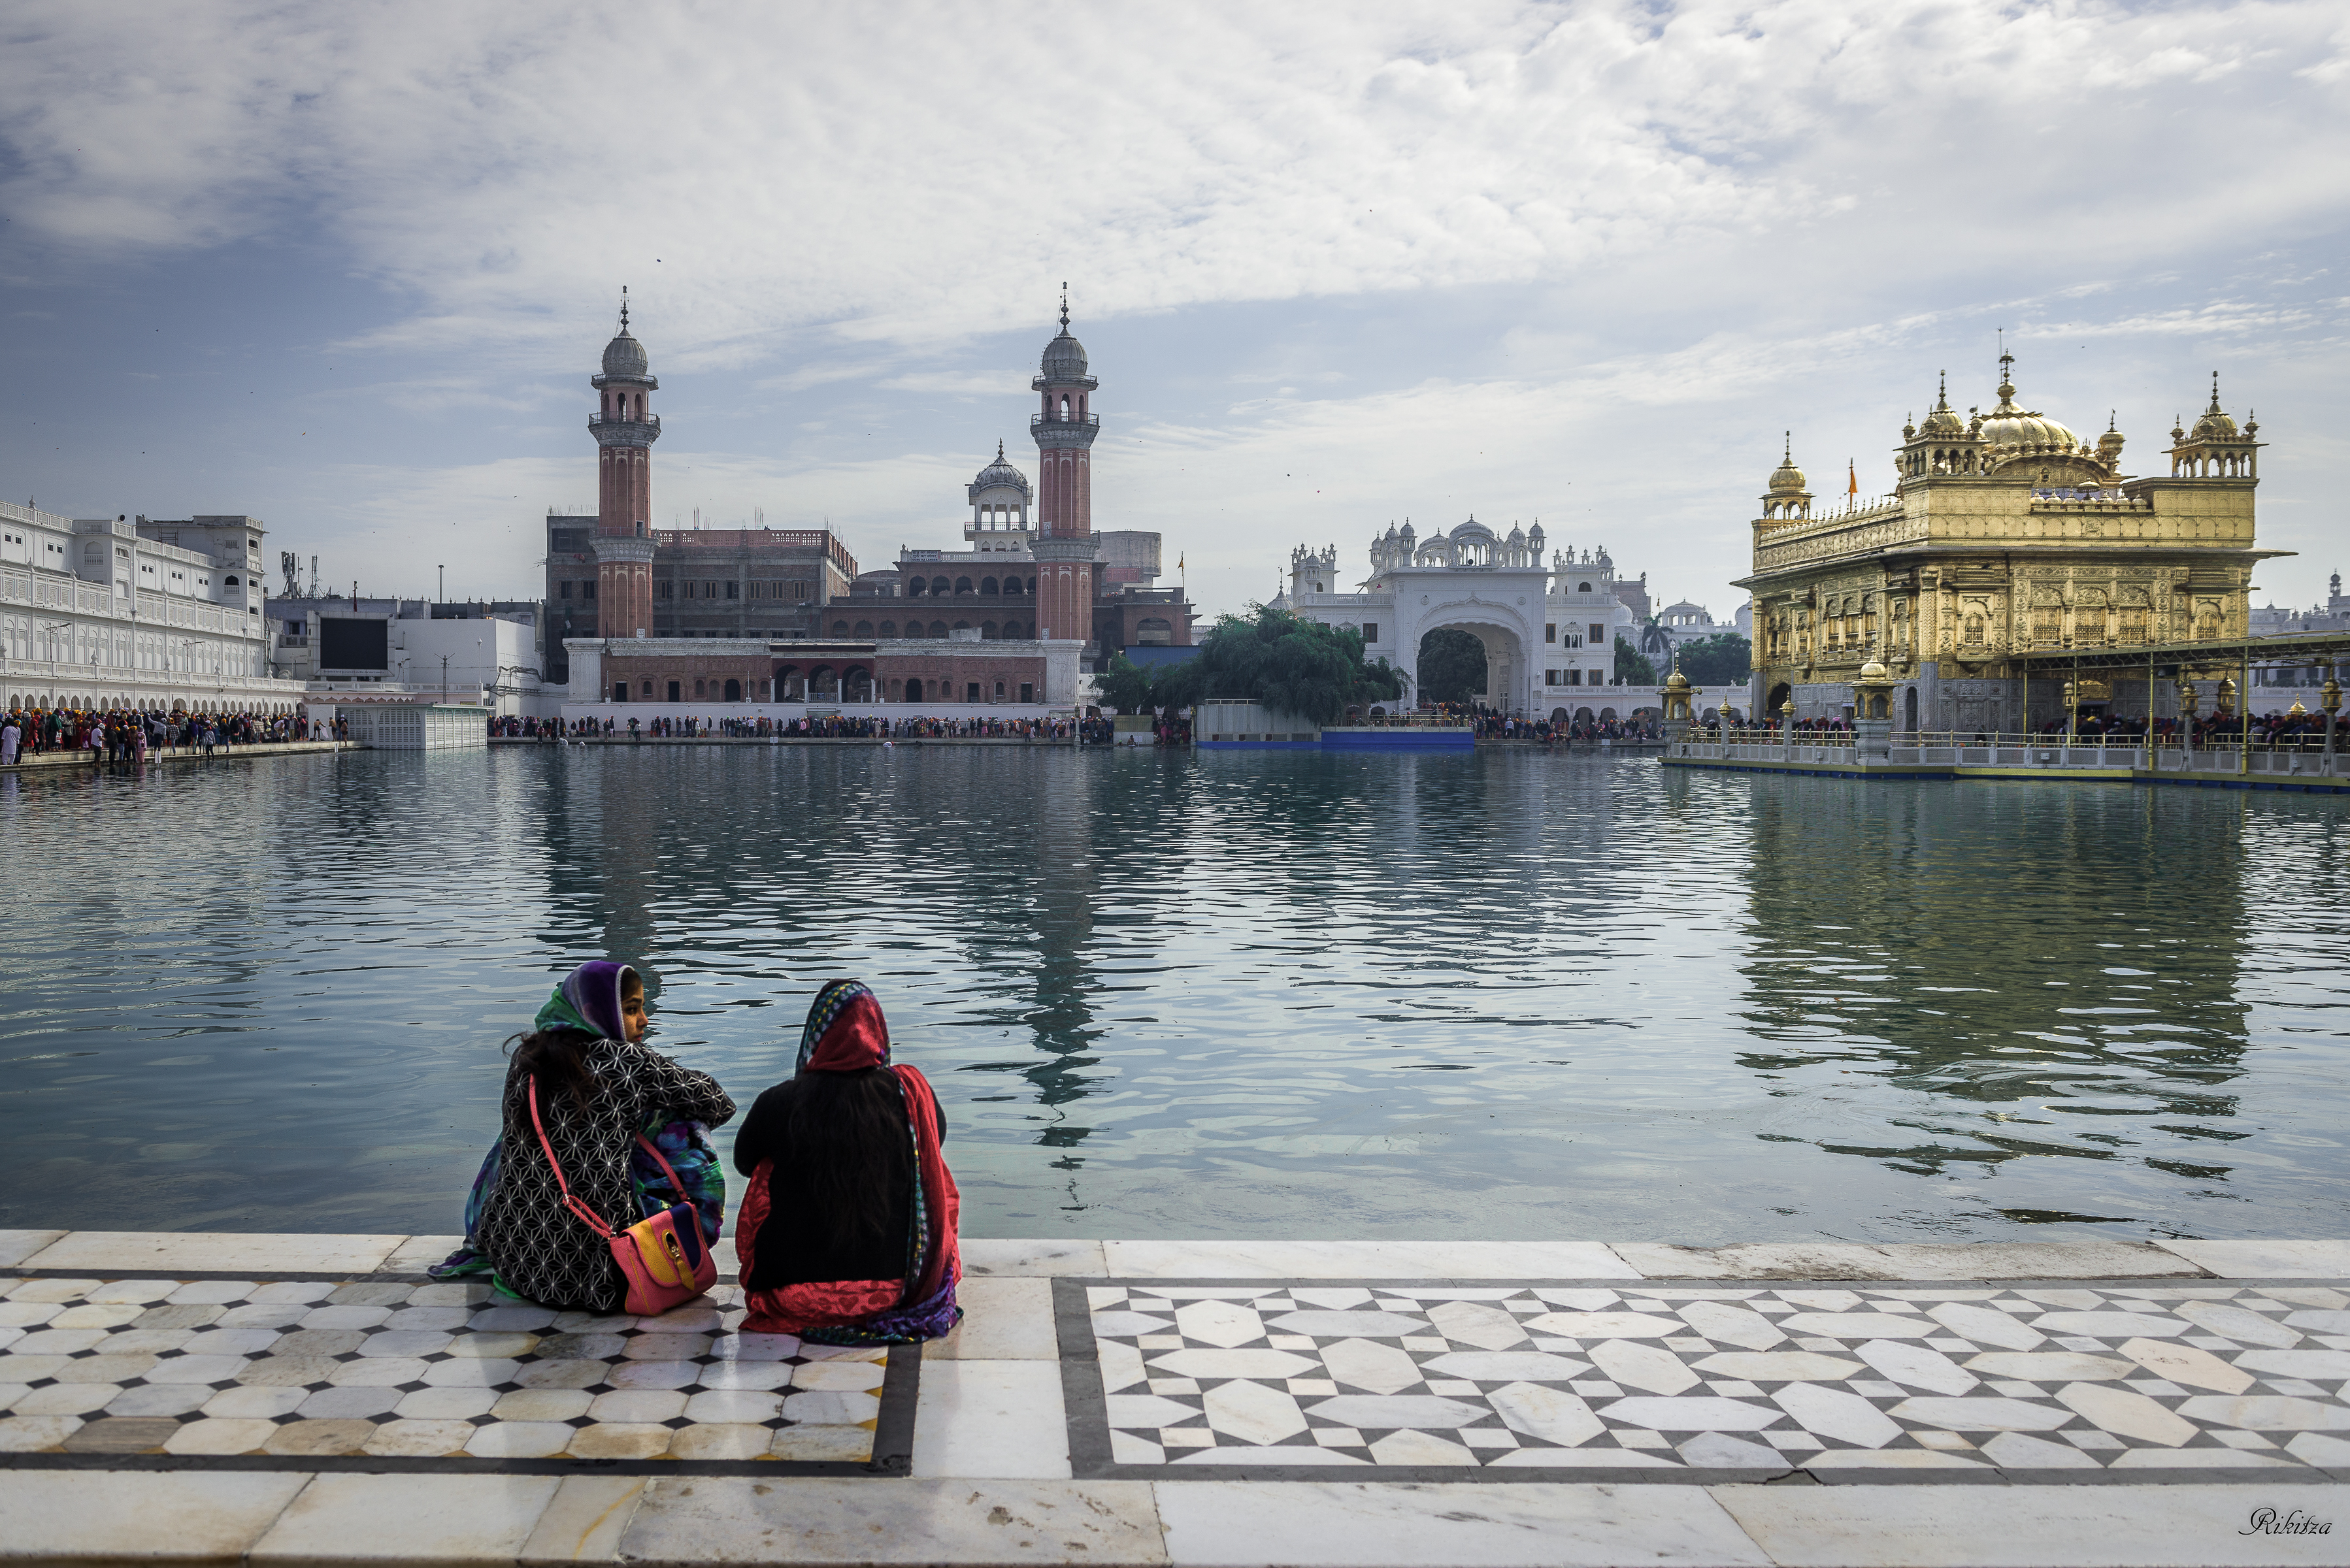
[1030,289,1100,653]
[591,290,659,640]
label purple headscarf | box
[533,960,637,1041]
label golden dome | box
[1918,372,1966,436]
[2191,372,2238,440]
[1978,359,2077,451]
[2288,700,2308,717]
[1662,667,1691,693]
[1766,433,1806,493]
[1859,656,1890,681]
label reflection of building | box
[1276,523,1643,716]
[0,501,306,715]
[1721,773,2249,1205]
[561,297,1192,714]
[1740,360,2283,730]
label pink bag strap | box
[527,1077,620,1239]
[526,1078,698,1238]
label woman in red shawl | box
[733,980,962,1342]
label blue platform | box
[1319,727,1476,751]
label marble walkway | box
[5,1230,2350,1566]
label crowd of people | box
[491,712,1113,742]
[431,964,960,1343]
[0,704,343,768]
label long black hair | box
[506,969,640,1112]
[508,1028,599,1112]
[775,1068,912,1251]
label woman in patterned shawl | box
[476,961,735,1310]
[733,980,961,1343]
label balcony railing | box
[1029,413,1100,430]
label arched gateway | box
[1274,518,1627,716]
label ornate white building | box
[1276,519,1644,717]
[1,500,307,715]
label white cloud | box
[4,0,2347,613]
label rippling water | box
[3,746,2346,1241]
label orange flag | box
[1848,459,1858,497]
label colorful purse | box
[529,1078,716,1316]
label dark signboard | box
[319,617,389,671]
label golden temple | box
[1736,357,2282,732]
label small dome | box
[2192,374,2238,440]
[972,440,1029,494]
[1768,455,1807,493]
[1453,516,1495,540]
[1919,372,1966,436]
[1662,668,1691,693]
[602,330,648,379]
[1859,656,1890,681]
[1041,328,1088,380]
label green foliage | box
[1152,605,1404,723]
[1095,653,1155,715]
[1674,632,1752,685]
[1614,635,1657,685]
[1415,628,1487,706]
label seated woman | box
[734,980,961,1343]
[474,960,735,1310]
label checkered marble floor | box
[1079,1280,2350,1475]
[0,1275,891,1465]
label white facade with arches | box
[0,498,308,715]
[1276,519,1643,718]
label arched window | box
[930,620,948,638]
[1025,577,1036,595]
[904,678,923,702]
[908,578,925,596]
[855,620,873,636]
[955,577,973,596]
[833,620,850,634]
[982,577,999,596]
[1578,582,1592,593]
[879,620,897,638]
[932,576,950,596]
[981,621,998,639]
[724,679,742,702]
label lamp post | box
[2325,675,2342,775]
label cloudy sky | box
[3,0,2346,624]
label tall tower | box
[591,291,659,640]
[1030,289,1101,653]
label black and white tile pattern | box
[1077,1281,2350,1475]
[0,1275,895,1466]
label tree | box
[1095,653,1155,715]
[1614,635,1657,685]
[1151,605,1404,723]
[1415,629,1487,706]
[1674,632,1751,686]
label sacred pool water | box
[3,747,2345,1243]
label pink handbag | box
[529,1078,717,1316]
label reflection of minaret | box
[591,291,659,640]
[1030,288,1100,658]
[1725,779,2251,1218]
[1023,757,1104,1172]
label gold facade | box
[1738,361,2281,727]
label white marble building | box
[0,500,306,713]
[1275,520,1642,717]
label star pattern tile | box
[0,1275,889,1465]
[1081,1281,2350,1475]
